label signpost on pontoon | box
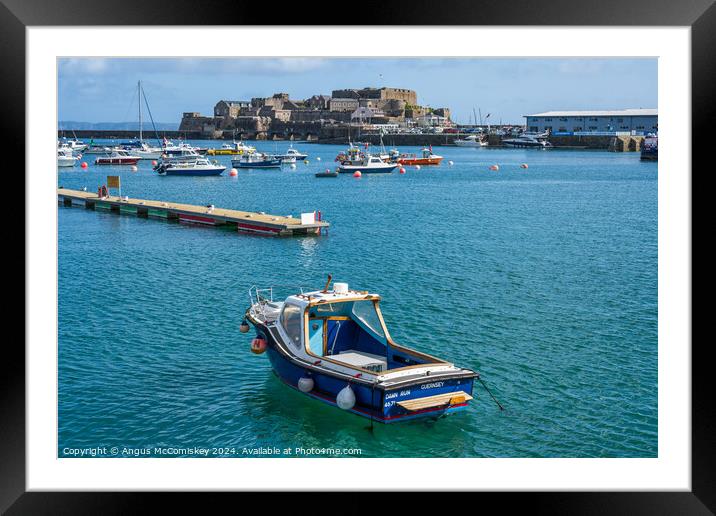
[107,175,121,198]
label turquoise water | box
[58,141,657,458]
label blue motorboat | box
[232,152,282,169]
[242,279,477,423]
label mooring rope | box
[476,373,504,411]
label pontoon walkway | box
[58,187,329,236]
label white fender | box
[336,385,356,410]
[298,377,314,393]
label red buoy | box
[489,164,500,171]
[520,163,529,169]
[250,337,267,354]
[399,168,406,174]
[151,160,158,166]
[229,168,238,177]
[353,171,362,178]
[80,162,88,169]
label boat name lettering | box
[421,382,444,390]
[385,389,411,400]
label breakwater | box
[59,130,645,151]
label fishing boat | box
[57,147,79,167]
[94,149,140,165]
[232,153,282,169]
[337,153,398,174]
[640,135,658,161]
[502,132,552,148]
[155,157,225,176]
[242,278,477,423]
[274,145,308,161]
[206,141,256,156]
[334,144,365,166]
[454,134,488,147]
[397,147,444,166]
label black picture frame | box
[6,0,708,513]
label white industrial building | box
[524,109,657,134]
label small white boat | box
[156,157,225,176]
[338,153,398,174]
[57,147,79,167]
[58,137,88,152]
[232,153,282,169]
[454,134,488,147]
[275,145,308,161]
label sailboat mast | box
[138,80,142,142]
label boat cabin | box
[274,285,446,375]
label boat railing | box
[248,285,307,319]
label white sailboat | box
[125,81,163,159]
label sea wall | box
[58,131,645,151]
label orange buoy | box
[229,168,238,176]
[80,162,88,169]
[489,164,499,171]
[353,171,362,178]
[520,163,529,169]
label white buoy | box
[336,385,356,410]
[316,157,322,161]
[415,165,421,170]
[290,164,297,169]
[298,377,314,393]
[448,160,454,165]
[130,165,138,172]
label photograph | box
[56,56,659,459]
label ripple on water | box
[58,143,657,458]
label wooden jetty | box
[58,188,329,236]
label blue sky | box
[58,57,657,125]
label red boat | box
[397,146,443,166]
[94,149,140,165]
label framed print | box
[7,0,709,512]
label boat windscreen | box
[351,301,385,338]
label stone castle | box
[179,87,451,140]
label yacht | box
[454,134,488,147]
[502,132,552,148]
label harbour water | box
[58,141,658,458]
